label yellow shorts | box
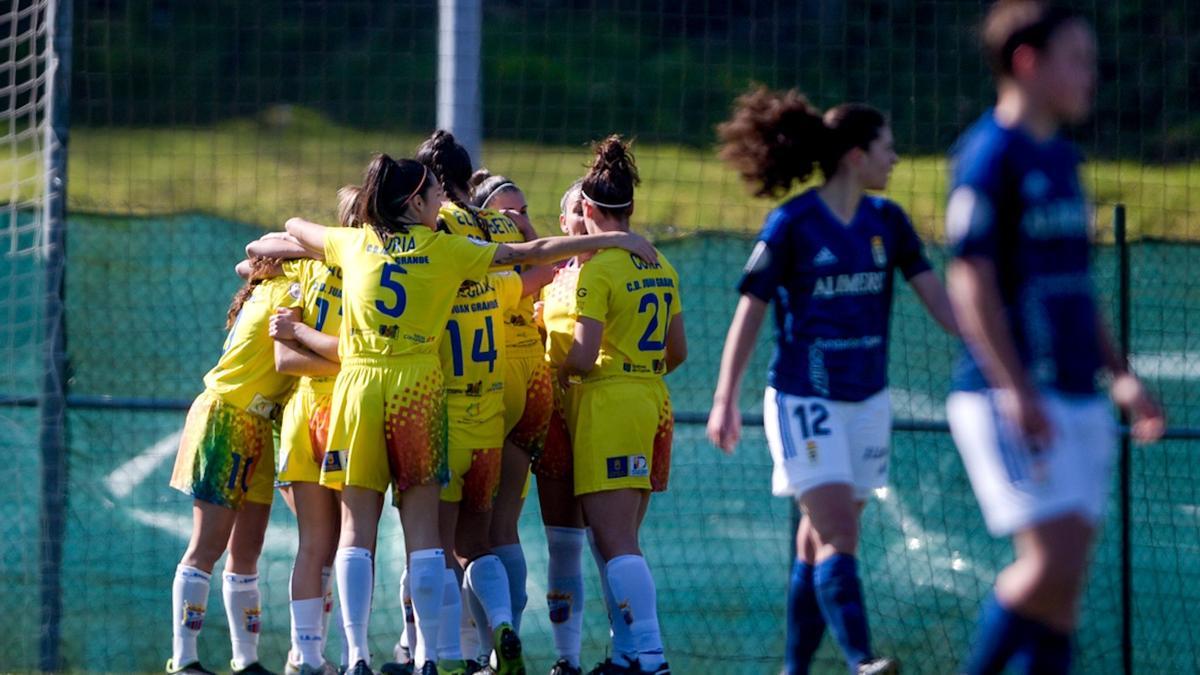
[532,377,573,481]
[322,357,448,495]
[503,356,554,456]
[447,392,506,452]
[441,446,502,512]
[278,385,335,486]
[170,390,276,509]
[566,378,673,496]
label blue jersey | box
[946,112,1101,394]
[738,189,931,402]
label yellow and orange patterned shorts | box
[441,446,503,512]
[503,356,553,457]
[565,378,673,496]
[277,384,335,487]
[532,377,573,481]
[170,389,276,509]
[321,356,448,494]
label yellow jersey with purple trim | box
[281,258,343,395]
[573,248,682,381]
[442,271,524,445]
[203,276,297,416]
[322,226,498,363]
[540,262,581,368]
[440,203,543,360]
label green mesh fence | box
[3,0,1200,673]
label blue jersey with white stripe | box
[738,189,931,402]
[946,112,1101,394]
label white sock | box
[171,565,211,667]
[606,554,665,669]
[589,529,635,665]
[396,567,414,664]
[320,566,334,657]
[222,572,262,670]
[291,597,325,666]
[409,548,446,667]
[437,568,464,660]
[335,547,374,666]
[546,527,586,667]
[461,582,488,660]
[492,544,528,632]
[465,554,514,630]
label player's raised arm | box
[283,217,329,257]
[707,294,768,454]
[491,230,657,268]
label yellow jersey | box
[440,202,543,360]
[204,276,297,416]
[323,226,498,363]
[572,248,682,381]
[442,271,524,441]
[281,258,344,394]
[540,262,581,369]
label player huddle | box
[165,2,1165,674]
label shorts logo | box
[547,591,573,624]
[607,456,629,479]
[323,450,344,472]
[806,440,818,463]
[871,236,887,268]
[243,607,261,634]
[181,602,205,631]
[630,455,649,477]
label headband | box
[581,188,632,210]
[390,164,429,210]
[479,181,516,208]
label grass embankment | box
[3,111,1196,241]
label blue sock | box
[963,593,1032,675]
[1024,619,1072,674]
[813,554,871,671]
[785,560,826,675]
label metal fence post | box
[438,0,483,167]
[1115,203,1132,675]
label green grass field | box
[3,108,1198,241]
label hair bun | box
[469,168,494,189]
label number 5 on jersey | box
[376,263,407,317]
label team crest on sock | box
[618,600,634,626]
[403,598,414,624]
[244,607,262,634]
[182,602,205,630]
[547,591,572,624]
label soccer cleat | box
[165,659,217,675]
[549,659,582,675]
[347,661,375,675]
[233,663,279,675]
[417,663,439,675]
[379,662,415,675]
[437,660,470,675]
[584,660,636,675]
[857,657,900,675]
[489,623,525,675]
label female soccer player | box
[944,3,1163,672]
[559,136,688,675]
[282,153,658,675]
[706,87,956,675]
[534,180,591,675]
[167,258,296,675]
[248,190,358,675]
[417,132,555,642]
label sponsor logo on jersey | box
[871,236,887,268]
[630,455,649,477]
[1020,199,1089,240]
[743,240,771,274]
[244,607,262,634]
[606,456,629,478]
[813,247,838,266]
[547,591,573,624]
[182,602,205,631]
[288,282,302,300]
[323,450,344,473]
[812,272,886,298]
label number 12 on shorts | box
[785,402,830,460]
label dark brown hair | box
[340,154,430,243]
[717,86,887,198]
[982,1,1084,78]
[225,257,282,330]
[581,135,640,220]
[415,129,492,240]
[468,169,522,209]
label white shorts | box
[947,390,1116,537]
[763,387,891,500]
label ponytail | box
[717,86,885,198]
[354,153,430,243]
[416,129,492,240]
[580,135,639,219]
[225,257,281,330]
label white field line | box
[1131,352,1200,380]
[104,429,183,499]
